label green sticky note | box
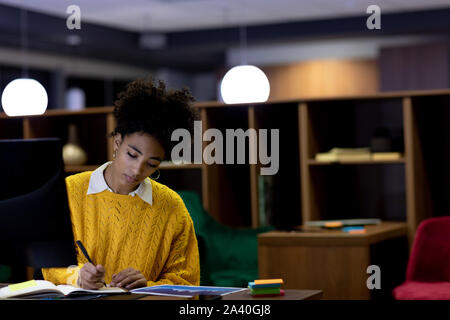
[9,280,37,292]
[250,287,281,295]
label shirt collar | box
[87,161,153,205]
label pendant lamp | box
[1,8,48,116]
[220,25,270,104]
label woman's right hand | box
[78,263,106,289]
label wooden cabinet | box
[258,222,409,299]
[1,89,450,240]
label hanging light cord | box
[239,24,247,66]
[20,8,29,78]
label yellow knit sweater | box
[42,171,200,287]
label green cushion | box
[0,265,11,282]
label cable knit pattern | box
[41,171,200,287]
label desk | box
[0,283,322,300]
[136,289,323,300]
[222,289,322,300]
[258,222,408,300]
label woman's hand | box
[110,268,147,290]
[78,263,106,289]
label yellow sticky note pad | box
[254,279,284,285]
[9,280,37,292]
[324,221,343,228]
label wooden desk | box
[0,283,322,301]
[258,222,409,300]
[222,289,322,300]
[135,289,322,300]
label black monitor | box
[0,138,77,280]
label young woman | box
[42,79,200,290]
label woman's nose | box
[132,161,146,178]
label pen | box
[75,240,107,288]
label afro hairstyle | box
[111,78,198,159]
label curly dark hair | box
[111,78,198,159]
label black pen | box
[75,240,107,288]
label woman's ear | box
[113,134,123,149]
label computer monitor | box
[0,138,77,278]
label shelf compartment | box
[309,164,407,222]
[410,95,450,218]
[25,113,108,165]
[305,98,405,158]
[201,106,252,227]
[253,103,302,228]
[0,117,23,139]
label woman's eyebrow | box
[128,144,162,161]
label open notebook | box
[0,280,127,299]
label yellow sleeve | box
[41,263,82,286]
[147,202,200,287]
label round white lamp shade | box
[220,65,270,104]
[1,78,48,116]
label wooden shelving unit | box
[2,89,450,242]
[307,159,406,165]
[159,162,204,170]
[65,165,100,173]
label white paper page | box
[0,280,58,298]
[56,285,126,296]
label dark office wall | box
[379,42,450,91]
[0,65,132,111]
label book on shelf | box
[371,152,403,160]
[315,147,371,162]
[0,280,126,299]
[258,175,275,227]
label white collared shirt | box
[87,161,153,205]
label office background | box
[1,0,450,299]
[0,0,450,107]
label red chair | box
[393,216,450,300]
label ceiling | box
[0,1,450,71]
[0,0,449,32]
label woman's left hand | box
[110,268,147,289]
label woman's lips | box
[124,174,137,184]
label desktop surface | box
[0,283,322,301]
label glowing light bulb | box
[220,65,270,104]
[1,78,48,116]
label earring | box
[150,169,160,180]
[113,150,117,159]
